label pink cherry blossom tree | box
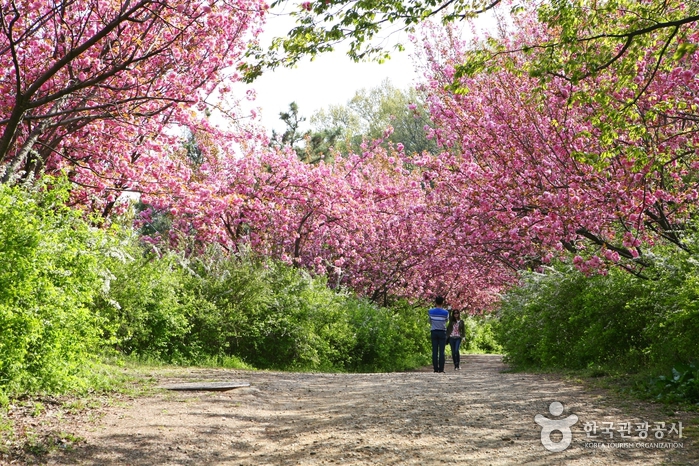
[415,15,699,275]
[0,0,265,216]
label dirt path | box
[38,355,696,465]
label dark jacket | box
[446,319,465,340]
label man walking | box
[428,296,449,373]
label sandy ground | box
[4,355,697,465]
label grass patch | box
[0,357,158,464]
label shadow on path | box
[47,355,695,465]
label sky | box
[241,12,423,134]
[238,8,501,135]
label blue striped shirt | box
[428,307,449,331]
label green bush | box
[345,298,430,372]
[496,233,699,403]
[96,243,430,372]
[93,242,200,363]
[462,315,502,354]
[0,179,110,395]
[185,251,429,371]
[496,265,652,370]
[637,252,699,369]
[641,362,699,404]
[184,252,353,370]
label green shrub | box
[463,315,502,354]
[345,298,430,372]
[185,251,429,371]
[496,265,655,370]
[96,243,430,372]
[186,253,353,370]
[93,242,200,363]
[496,231,699,398]
[640,362,699,404]
[0,179,110,394]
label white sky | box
[242,12,422,134]
[240,8,501,135]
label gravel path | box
[45,355,695,465]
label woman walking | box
[446,310,465,370]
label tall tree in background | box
[270,102,341,164]
[311,79,437,155]
[270,102,307,149]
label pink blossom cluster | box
[413,15,699,276]
[0,0,266,215]
[138,138,508,310]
